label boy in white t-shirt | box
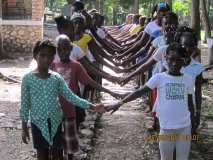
[106,43,197,160]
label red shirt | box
[51,59,93,118]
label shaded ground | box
[90,81,159,160]
[89,46,213,160]
[0,45,213,160]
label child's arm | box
[58,75,91,109]
[77,62,123,99]
[20,76,31,122]
[121,57,157,85]
[20,75,31,144]
[106,73,160,113]
[79,57,119,83]
[105,85,151,113]
[195,74,202,127]
[57,74,105,113]
[188,94,196,134]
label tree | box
[99,0,104,14]
[200,0,211,39]
[0,0,3,59]
[191,0,201,40]
[134,0,139,14]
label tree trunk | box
[112,6,117,25]
[165,0,172,10]
[99,0,104,14]
[134,0,139,14]
[95,0,99,10]
[207,0,210,13]
[191,0,201,62]
[50,0,54,11]
[200,0,211,39]
[0,0,3,59]
[207,39,213,65]
[191,0,201,40]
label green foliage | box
[173,0,190,17]
[44,0,67,13]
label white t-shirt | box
[54,44,85,63]
[97,28,106,39]
[87,50,96,62]
[181,58,204,107]
[146,72,194,129]
[152,45,168,74]
[181,58,204,82]
[153,45,168,62]
[152,35,166,49]
[144,20,161,37]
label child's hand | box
[109,92,124,99]
[120,76,131,86]
[111,92,129,99]
[22,126,30,144]
[105,102,122,114]
[90,103,106,114]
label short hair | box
[72,0,85,11]
[54,16,71,30]
[33,39,56,58]
[71,12,86,22]
[55,34,71,47]
[164,12,178,26]
[166,42,187,58]
[174,26,198,46]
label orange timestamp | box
[145,134,199,141]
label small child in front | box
[106,43,197,160]
[20,40,105,160]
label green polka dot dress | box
[20,71,91,145]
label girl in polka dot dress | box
[20,40,105,160]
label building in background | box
[0,0,44,56]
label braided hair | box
[164,12,178,26]
[33,39,56,58]
[174,26,198,46]
[72,0,85,12]
[166,42,187,58]
[54,16,72,30]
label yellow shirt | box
[73,34,92,55]
[130,25,142,36]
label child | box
[20,40,105,160]
[106,43,197,160]
[51,35,122,159]
[175,27,204,131]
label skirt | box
[62,118,79,154]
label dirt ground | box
[0,46,213,160]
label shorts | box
[31,119,62,150]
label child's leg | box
[50,148,63,160]
[31,123,50,160]
[175,126,191,160]
[159,128,175,160]
[63,118,79,159]
[37,149,49,160]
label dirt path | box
[0,46,213,160]
[89,46,213,160]
[90,80,159,160]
